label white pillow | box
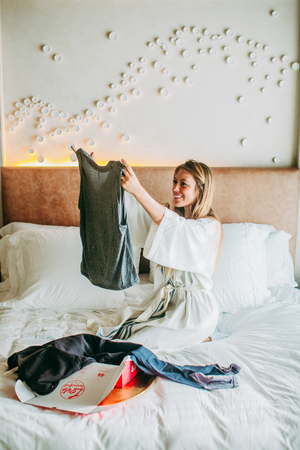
[0,221,142,276]
[265,230,297,288]
[0,221,62,237]
[212,223,272,313]
[0,227,127,311]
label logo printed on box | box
[60,380,85,400]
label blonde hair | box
[164,159,223,281]
[173,159,219,222]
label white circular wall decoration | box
[185,77,193,84]
[261,87,267,93]
[86,110,93,116]
[192,27,200,34]
[209,48,217,55]
[87,139,94,146]
[225,29,233,36]
[271,10,279,17]
[107,97,114,103]
[28,148,35,154]
[291,62,299,70]
[237,36,246,44]
[55,128,62,135]
[37,156,44,163]
[160,88,169,96]
[76,115,83,121]
[154,61,162,69]
[122,134,130,142]
[96,101,104,108]
[281,55,290,63]
[109,32,118,41]
[42,45,50,52]
[267,117,276,124]
[249,52,257,60]
[176,39,183,46]
[238,96,247,103]
[102,122,110,129]
[249,77,255,83]
[241,139,251,147]
[156,38,164,45]
[120,94,127,101]
[204,29,211,37]
[70,154,77,162]
[138,68,145,74]
[226,56,235,65]
[67,143,75,151]
[36,135,44,142]
[278,80,287,88]
[51,109,59,118]
[54,55,62,62]
[173,77,180,82]
[271,57,278,63]
[265,75,272,80]
[182,50,191,58]
[73,125,80,132]
[132,89,140,96]
[272,157,280,163]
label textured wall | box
[1,0,299,167]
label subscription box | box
[15,357,141,414]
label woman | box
[94,158,222,351]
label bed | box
[0,165,300,450]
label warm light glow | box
[14,158,159,167]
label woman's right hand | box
[120,159,142,197]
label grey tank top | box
[76,148,139,290]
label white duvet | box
[0,284,300,450]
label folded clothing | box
[8,334,241,395]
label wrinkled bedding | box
[0,284,300,450]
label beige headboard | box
[2,166,299,258]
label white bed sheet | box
[0,285,300,450]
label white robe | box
[92,206,221,352]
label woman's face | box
[172,169,199,212]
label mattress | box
[0,284,300,450]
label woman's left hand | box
[120,159,142,196]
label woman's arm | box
[121,159,165,226]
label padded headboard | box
[2,166,299,258]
